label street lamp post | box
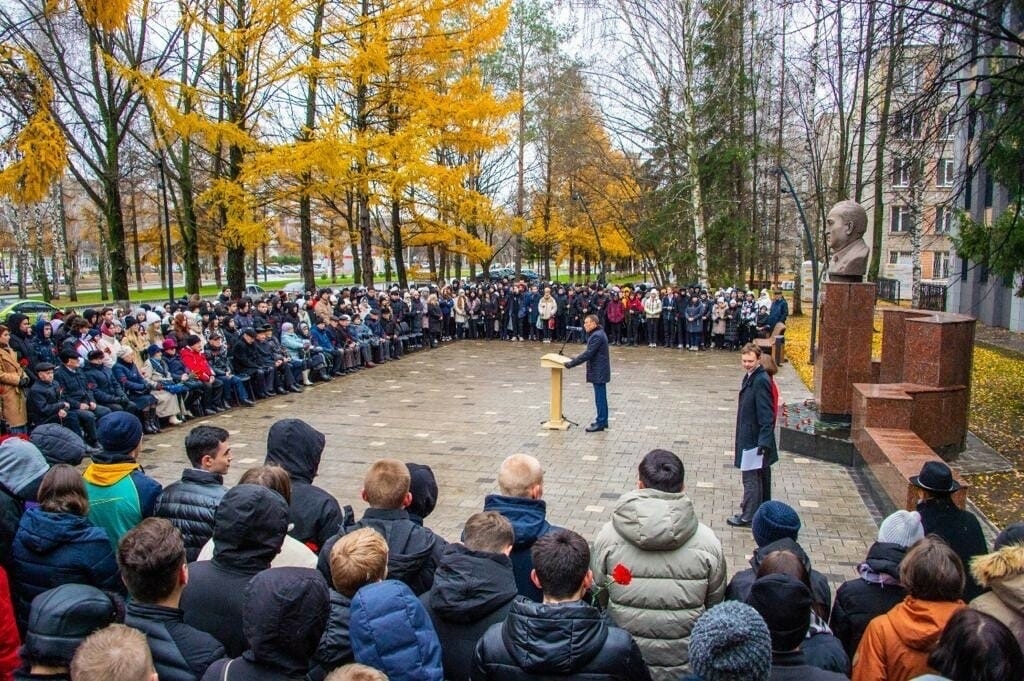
[571,191,606,285]
[156,157,174,305]
[771,166,819,366]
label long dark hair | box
[38,464,89,516]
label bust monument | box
[825,200,870,282]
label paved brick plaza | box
[137,340,881,591]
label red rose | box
[18,358,28,367]
[611,564,632,585]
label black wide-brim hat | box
[910,460,960,493]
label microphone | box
[566,326,583,331]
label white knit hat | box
[877,510,925,548]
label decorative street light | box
[156,156,174,305]
[771,166,819,366]
[570,190,606,284]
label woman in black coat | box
[11,464,120,629]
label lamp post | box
[156,157,174,305]
[571,191,606,285]
[771,166,819,366]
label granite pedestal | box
[814,282,875,422]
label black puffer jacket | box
[54,366,94,406]
[182,485,289,657]
[308,590,354,681]
[470,599,652,681]
[201,567,330,681]
[263,419,342,553]
[725,537,833,613]
[125,601,225,681]
[829,541,908,658]
[421,544,518,681]
[318,508,446,596]
[155,469,227,562]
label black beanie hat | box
[405,463,438,522]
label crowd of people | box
[0,417,1021,681]
[0,278,789,445]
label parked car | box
[243,284,266,297]
[281,282,307,295]
[0,298,61,323]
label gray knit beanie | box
[877,510,925,548]
[689,601,772,681]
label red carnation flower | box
[18,358,28,367]
[611,563,633,585]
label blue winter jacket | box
[349,580,443,681]
[481,494,563,602]
[11,508,121,628]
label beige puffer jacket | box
[591,489,727,681]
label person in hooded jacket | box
[401,462,439,527]
[481,454,563,602]
[745,575,849,681]
[851,536,966,681]
[589,449,727,681]
[263,419,343,554]
[0,438,50,573]
[120,518,225,681]
[4,315,37,382]
[831,511,925,659]
[200,567,330,681]
[181,484,289,658]
[11,465,121,631]
[968,522,1024,652]
[420,512,518,681]
[471,529,652,681]
[753,549,849,676]
[14,583,121,681]
[350,579,443,681]
[30,319,59,367]
[318,459,445,597]
[726,501,833,613]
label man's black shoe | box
[585,424,607,433]
[726,515,752,527]
[240,399,256,407]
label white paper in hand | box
[740,447,764,471]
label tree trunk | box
[392,197,407,289]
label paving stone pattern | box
[138,341,881,592]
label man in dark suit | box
[566,313,611,432]
[728,343,778,526]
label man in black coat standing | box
[728,343,777,527]
[565,313,611,432]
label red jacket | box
[0,566,20,681]
[180,347,214,382]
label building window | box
[891,205,914,233]
[933,251,950,279]
[939,111,955,140]
[898,62,923,92]
[892,110,921,140]
[889,251,912,265]
[936,158,955,187]
[934,205,954,234]
[892,158,912,188]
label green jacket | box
[591,489,727,681]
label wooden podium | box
[540,353,571,430]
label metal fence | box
[917,283,948,311]
[876,278,901,303]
